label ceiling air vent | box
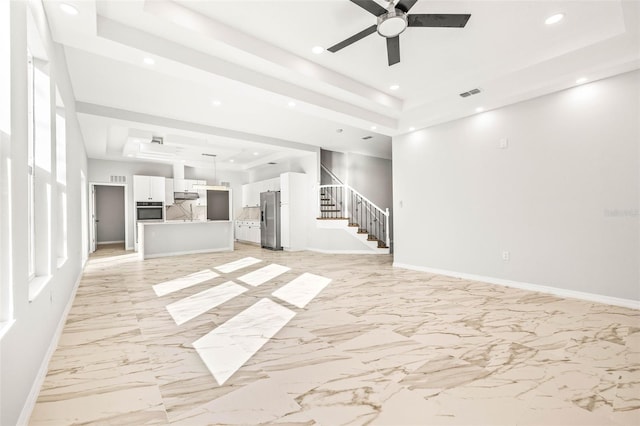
[362,136,373,140]
[268,162,277,165]
[459,88,482,98]
[151,136,163,144]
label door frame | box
[89,182,130,252]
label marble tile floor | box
[30,243,640,425]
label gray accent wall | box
[321,149,392,211]
[95,185,125,243]
[392,70,640,302]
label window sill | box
[57,257,67,269]
[0,319,16,341]
[29,275,52,302]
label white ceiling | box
[42,0,640,170]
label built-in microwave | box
[136,201,164,221]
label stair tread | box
[316,217,348,220]
[321,209,341,212]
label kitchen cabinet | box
[280,172,308,250]
[174,178,207,206]
[133,175,166,202]
[235,220,260,244]
[241,177,281,207]
[165,178,174,206]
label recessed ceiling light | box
[253,152,259,156]
[389,84,400,91]
[132,138,140,143]
[545,13,564,25]
[371,126,377,130]
[229,159,235,163]
[126,154,133,157]
[288,101,296,108]
[59,3,78,15]
[211,100,222,107]
[576,77,588,85]
[181,159,186,163]
[312,46,324,55]
[336,128,343,133]
[143,57,155,65]
[475,107,485,113]
[408,126,415,131]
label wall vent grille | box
[459,88,481,98]
[151,136,164,144]
[110,175,126,183]
[220,181,230,187]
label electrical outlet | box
[502,251,510,261]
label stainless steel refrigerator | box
[260,191,282,250]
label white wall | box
[393,70,640,303]
[0,1,89,424]
[95,185,125,243]
[249,152,319,183]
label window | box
[56,89,67,263]
[26,10,53,297]
[27,52,35,278]
[1,0,11,325]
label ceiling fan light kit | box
[328,0,471,66]
[377,10,408,37]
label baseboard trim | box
[17,271,84,425]
[392,262,640,310]
[308,248,389,255]
[97,240,125,245]
[143,247,233,259]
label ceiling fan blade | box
[350,0,387,16]
[396,0,418,13]
[387,36,400,66]
[328,25,377,52]
[407,14,471,28]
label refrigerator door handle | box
[261,210,264,222]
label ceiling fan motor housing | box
[377,9,408,38]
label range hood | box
[173,191,199,200]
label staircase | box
[317,166,390,254]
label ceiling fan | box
[328,0,471,66]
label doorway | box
[90,183,129,253]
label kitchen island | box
[137,220,234,259]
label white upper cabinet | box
[241,177,281,207]
[133,175,166,202]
